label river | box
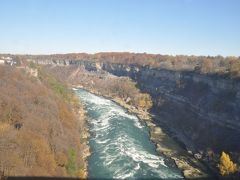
[74,88,183,179]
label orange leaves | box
[0,66,87,177]
[55,152,68,167]
[0,122,11,136]
[58,101,76,129]
[136,93,152,110]
[218,151,238,176]
[34,137,57,175]
[17,131,57,175]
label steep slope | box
[0,66,89,177]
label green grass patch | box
[66,148,77,176]
[38,67,70,101]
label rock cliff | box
[101,63,240,153]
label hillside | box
[0,65,89,178]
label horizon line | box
[0,51,239,58]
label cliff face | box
[100,63,240,152]
[33,59,240,153]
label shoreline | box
[72,85,212,180]
[73,93,91,178]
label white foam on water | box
[89,112,114,133]
[95,138,110,144]
[77,89,145,129]
[110,106,137,119]
[107,106,145,129]
[134,163,140,170]
[133,119,145,129]
[75,89,184,179]
[124,145,167,168]
[72,88,78,91]
[95,133,171,179]
[84,93,112,106]
[113,168,135,179]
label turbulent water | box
[74,88,183,179]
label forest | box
[0,65,88,178]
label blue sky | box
[0,0,239,56]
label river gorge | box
[23,55,240,179]
[74,88,183,179]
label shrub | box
[218,151,237,176]
[34,137,57,175]
[0,122,11,135]
[38,67,70,101]
[200,58,214,73]
[58,101,75,128]
[55,152,68,167]
[77,169,86,178]
[136,94,153,110]
[229,60,240,77]
[29,61,37,69]
[66,148,77,176]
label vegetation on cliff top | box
[0,65,87,178]
[9,52,240,77]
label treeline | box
[0,65,88,177]
[10,52,240,77]
[43,65,152,111]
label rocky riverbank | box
[72,85,214,180]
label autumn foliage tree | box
[135,93,152,110]
[218,151,237,176]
